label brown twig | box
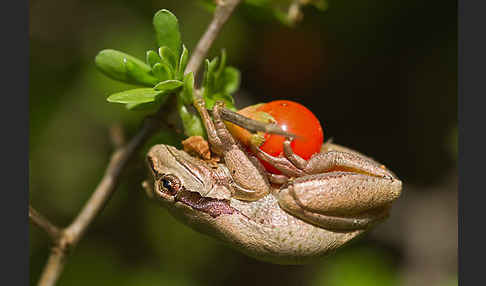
[30,2,242,286]
[185,0,242,76]
[109,124,125,148]
[29,206,60,242]
[34,109,164,286]
[287,0,304,25]
[36,246,67,286]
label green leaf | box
[178,45,189,75]
[154,80,184,93]
[203,57,220,92]
[146,50,161,67]
[197,0,216,12]
[124,59,160,86]
[241,0,328,26]
[201,53,238,111]
[308,0,329,11]
[153,9,182,57]
[216,49,227,78]
[240,0,289,26]
[204,92,235,110]
[159,46,178,70]
[177,99,206,137]
[199,51,241,111]
[203,94,218,110]
[208,57,219,78]
[107,88,162,104]
[180,72,194,105]
[221,93,236,110]
[202,59,211,89]
[125,93,169,111]
[126,101,157,110]
[220,66,240,95]
[95,49,158,86]
[152,62,172,81]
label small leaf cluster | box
[95,10,188,111]
[202,50,240,111]
[94,9,241,137]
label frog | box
[143,100,402,264]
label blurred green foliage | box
[29,0,457,285]
[95,9,241,137]
[310,248,399,286]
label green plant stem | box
[30,1,243,285]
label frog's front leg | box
[194,99,270,201]
[252,138,402,230]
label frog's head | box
[146,144,213,202]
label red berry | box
[226,100,324,174]
[255,100,324,174]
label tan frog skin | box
[144,101,402,264]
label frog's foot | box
[248,141,305,180]
[251,137,402,230]
[252,137,398,180]
[275,172,399,231]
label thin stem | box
[34,1,243,285]
[185,0,242,76]
[287,0,303,25]
[29,206,61,242]
[36,113,162,286]
[63,120,156,246]
[109,124,125,148]
[37,247,66,286]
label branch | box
[33,1,243,285]
[63,118,157,246]
[35,110,164,286]
[287,0,303,25]
[29,205,61,242]
[109,124,125,148]
[37,247,66,286]
[185,0,242,76]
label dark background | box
[29,0,457,285]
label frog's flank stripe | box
[175,189,236,218]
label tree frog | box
[144,100,402,264]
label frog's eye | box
[158,174,181,196]
[162,179,171,190]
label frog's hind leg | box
[275,172,397,230]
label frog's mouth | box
[147,145,240,218]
